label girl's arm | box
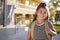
[27,27,31,40]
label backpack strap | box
[45,20,52,40]
[31,21,36,39]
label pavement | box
[0,27,28,40]
[0,25,60,40]
[53,33,60,40]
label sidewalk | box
[53,33,60,40]
[0,25,60,40]
[0,25,28,40]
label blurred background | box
[0,0,60,40]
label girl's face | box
[36,7,48,20]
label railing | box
[8,5,14,24]
[15,3,37,10]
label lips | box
[39,15,45,19]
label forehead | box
[37,7,47,11]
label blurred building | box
[0,0,4,26]
[5,0,41,26]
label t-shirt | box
[29,20,53,40]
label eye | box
[43,11,47,14]
[39,11,42,13]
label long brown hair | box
[32,2,50,22]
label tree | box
[48,0,59,17]
[48,0,59,23]
[50,0,58,9]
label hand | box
[45,27,57,36]
[45,26,51,33]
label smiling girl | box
[27,2,57,40]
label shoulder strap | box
[31,21,36,39]
[45,20,52,40]
[45,20,48,28]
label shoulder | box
[29,21,35,28]
[47,20,53,25]
[47,20,52,25]
[47,20,54,28]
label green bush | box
[54,25,60,33]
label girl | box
[27,2,57,40]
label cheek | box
[37,13,41,16]
[44,14,48,18]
